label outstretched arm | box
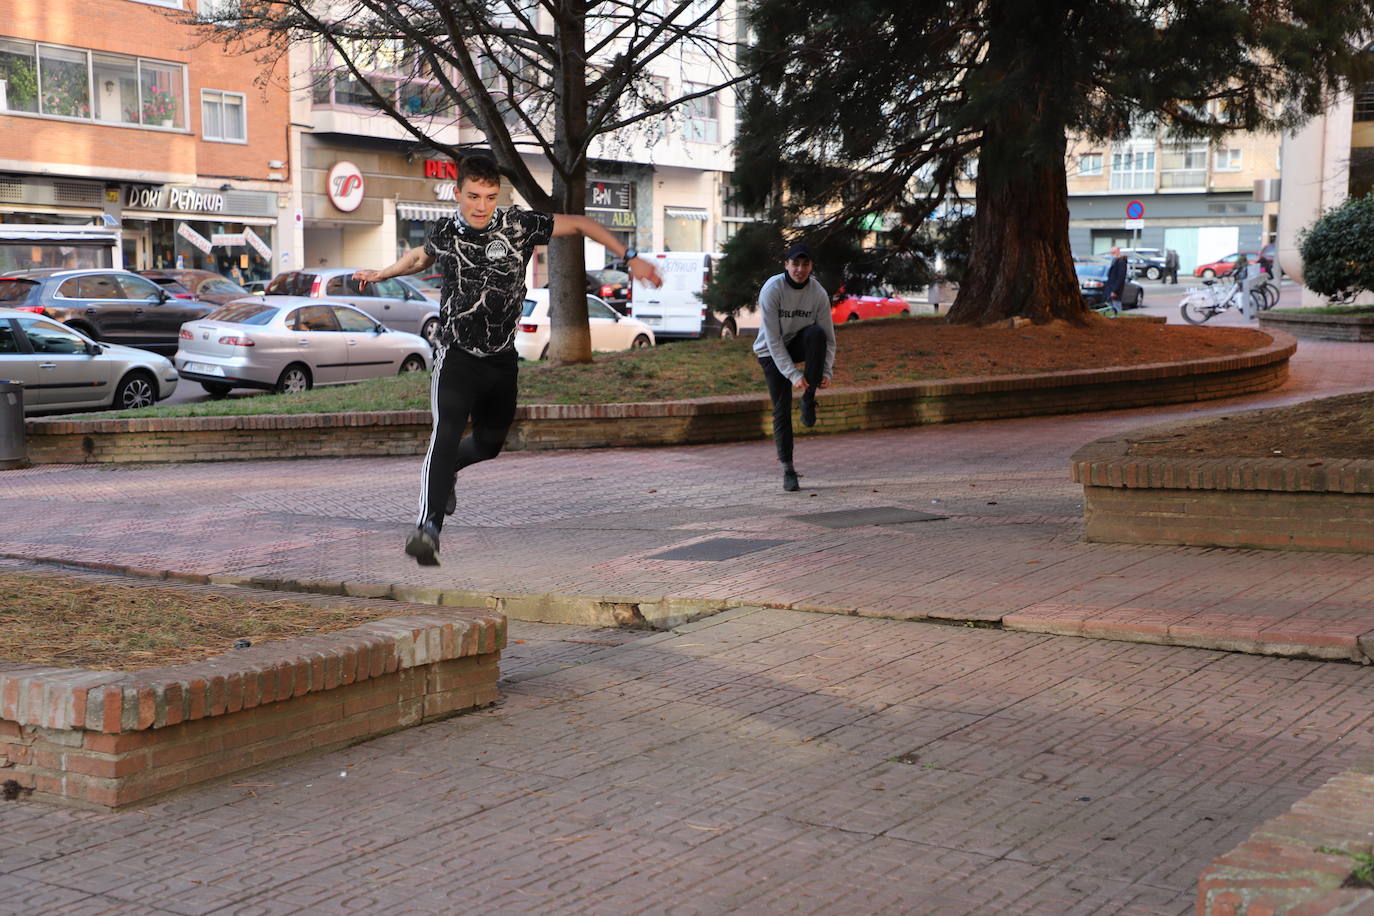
[354,246,435,290]
[552,214,661,288]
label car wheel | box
[1201,268,1216,279]
[1145,267,1160,280]
[631,334,652,349]
[1132,288,1144,309]
[113,371,157,409]
[846,313,860,322]
[719,318,737,339]
[900,308,910,316]
[200,382,233,398]
[399,354,427,374]
[275,363,312,394]
[539,344,549,360]
[421,318,440,348]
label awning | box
[397,202,459,222]
[664,207,709,221]
[0,225,119,242]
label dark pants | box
[1164,266,1178,284]
[758,324,826,466]
[417,346,518,528]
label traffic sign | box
[1125,200,1145,219]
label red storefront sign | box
[423,160,459,180]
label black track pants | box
[417,346,518,528]
[757,323,826,466]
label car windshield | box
[265,273,314,296]
[0,279,38,303]
[1075,263,1109,278]
[206,302,280,325]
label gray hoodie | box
[752,273,836,383]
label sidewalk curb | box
[11,553,1372,664]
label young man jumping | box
[754,242,836,492]
[354,155,660,566]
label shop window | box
[0,39,38,114]
[202,89,246,142]
[39,45,90,119]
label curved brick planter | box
[1260,309,1374,341]
[1072,418,1374,555]
[23,330,1296,465]
[0,587,504,810]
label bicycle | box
[1179,275,1275,324]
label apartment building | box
[288,9,739,281]
[0,0,292,283]
[1064,127,1280,274]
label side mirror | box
[373,324,386,334]
[84,341,103,356]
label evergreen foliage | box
[1300,195,1374,303]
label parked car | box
[137,269,250,306]
[1193,252,1260,279]
[515,290,654,361]
[174,297,432,397]
[0,306,178,413]
[830,287,912,323]
[1075,260,1145,308]
[1121,248,1167,281]
[0,268,215,354]
[264,269,441,345]
[244,279,271,294]
[587,266,631,309]
[401,272,443,301]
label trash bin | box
[0,381,26,470]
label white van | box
[629,251,761,340]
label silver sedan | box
[174,296,432,396]
[0,307,178,413]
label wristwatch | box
[623,248,638,262]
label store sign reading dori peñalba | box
[327,161,365,212]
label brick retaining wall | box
[0,608,504,810]
[1072,422,1374,554]
[1260,310,1374,341]
[22,331,1297,464]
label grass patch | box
[1316,845,1374,889]
[0,573,395,671]
[1270,304,1374,316]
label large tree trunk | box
[945,4,1091,327]
[545,0,594,364]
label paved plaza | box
[2,289,1373,913]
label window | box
[1159,143,1207,189]
[683,82,718,143]
[332,307,376,332]
[0,37,185,128]
[1356,84,1374,122]
[1111,149,1155,190]
[1214,148,1242,172]
[78,275,123,299]
[116,274,164,301]
[197,0,239,17]
[19,318,87,354]
[1078,153,1103,177]
[202,89,246,141]
[0,321,18,353]
[288,306,339,332]
[311,36,453,117]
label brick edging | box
[1198,758,1374,912]
[1260,310,1374,341]
[20,331,1297,464]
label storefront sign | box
[588,180,632,211]
[424,160,459,180]
[327,161,365,212]
[177,222,213,255]
[124,185,225,213]
[587,209,636,230]
[435,183,457,201]
[242,226,271,260]
[211,233,245,248]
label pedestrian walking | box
[1103,246,1128,314]
[754,242,836,492]
[354,155,661,566]
[1164,248,1179,284]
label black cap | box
[784,242,813,262]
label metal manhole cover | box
[790,507,947,528]
[647,538,786,561]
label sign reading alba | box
[327,161,365,212]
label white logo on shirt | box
[485,240,510,260]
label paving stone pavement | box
[4,298,1374,912]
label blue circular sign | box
[1126,200,1145,219]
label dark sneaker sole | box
[405,531,440,566]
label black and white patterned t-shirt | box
[423,206,554,356]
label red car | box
[1193,252,1260,279]
[830,287,911,323]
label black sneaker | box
[800,390,817,428]
[783,468,800,492]
[405,522,441,566]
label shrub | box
[1299,194,1374,303]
